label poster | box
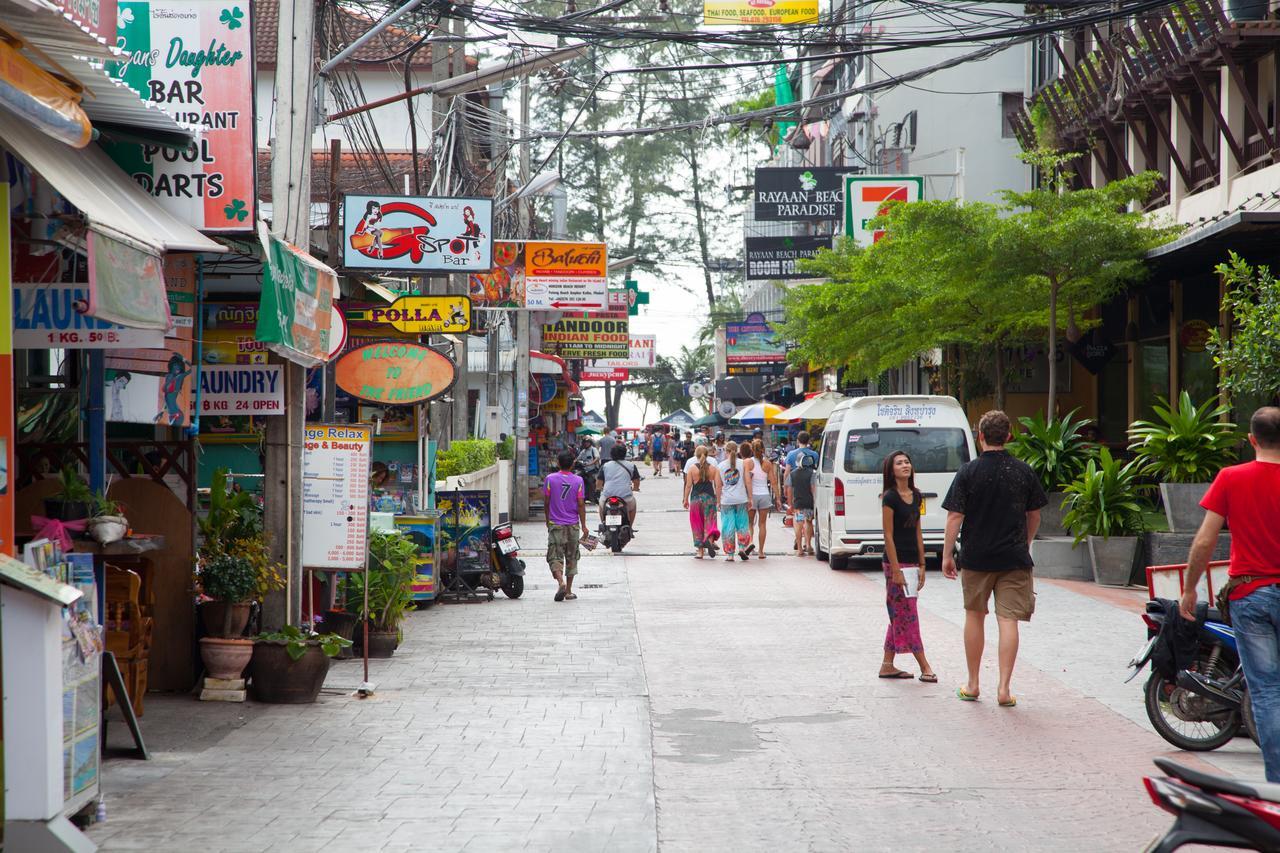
[199,365,284,415]
[256,223,337,367]
[541,317,629,359]
[842,175,925,245]
[104,370,159,423]
[13,283,165,349]
[342,195,492,272]
[302,425,371,569]
[744,236,830,281]
[106,0,256,232]
[469,240,523,308]
[704,0,819,25]
[754,168,846,221]
[725,311,785,364]
[437,490,491,576]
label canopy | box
[776,391,846,422]
[575,424,602,436]
[731,402,793,426]
[690,412,729,428]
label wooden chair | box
[104,565,152,717]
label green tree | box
[630,344,713,417]
[1209,252,1280,405]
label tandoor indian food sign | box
[334,342,455,405]
[541,317,629,360]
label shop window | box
[1137,339,1171,421]
[1137,286,1171,340]
[1179,277,1220,407]
[1001,93,1022,138]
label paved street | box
[90,473,1268,852]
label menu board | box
[303,425,371,569]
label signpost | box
[302,425,371,569]
[358,295,471,334]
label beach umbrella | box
[776,391,846,422]
[730,402,792,425]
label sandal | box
[956,688,979,701]
[919,673,938,683]
[998,697,1017,707]
[554,584,566,602]
[878,670,914,679]
[564,593,578,600]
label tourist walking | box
[785,431,820,551]
[718,440,753,561]
[942,410,1047,707]
[712,432,727,463]
[1178,406,1280,782]
[879,451,937,682]
[543,450,590,602]
[598,427,616,463]
[790,452,817,556]
[743,439,779,559]
[683,446,721,559]
[650,429,666,477]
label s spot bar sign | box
[349,295,472,333]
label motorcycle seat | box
[1155,757,1280,803]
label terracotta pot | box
[367,630,397,658]
[200,601,252,638]
[199,637,254,680]
[249,642,331,704]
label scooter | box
[1143,757,1280,852]
[599,495,632,554]
[488,522,525,598]
[575,460,601,504]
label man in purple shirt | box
[543,450,590,602]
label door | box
[815,429,840,550]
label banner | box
[107,0,256,232]
[256,223,337,367]
[581,366,628,382]
[541,317,629,359]
[704,0,819,25]
[342,195,492,272]
[592,334,656,369]
[199,365,284,415]
[754,167,845,221]
[842,175,925,245]
[725,312,785,364]
[744,236,830,281]
[14,284,165,349]
[86,230,170,329]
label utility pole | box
[513,71,532,521]
[265,0,316,629]
[428,18,451,445]
[448,15,470,443]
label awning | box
[0,117,224,255]
[530,350,580,395]
[467,349,516,373]
[1146,210,1280,275]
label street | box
[89,473,1268,852]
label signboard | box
[13,283,165,349]
[842,175,925,245]
[544,388,569,414]
[592,334,656,369]
[744,236,830,281]
[581,366,629,382]
[199,365,284,415]
[754,168,846,221]
[362,295,471,333]
[704,0,819,25]
[725,311,784,364]
[524,241,609,310]
[727,362,786,376]
[334,343,456,405]
[302,424,371,570]
[342,195,493,272]
[608,280,650,316]
[256,223,337,367]
[541,317,629,359]
[54,0,118,44]
[107,0,255,232]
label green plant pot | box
[1159,482,1211,534]
[1038,492,1069,538]
[249,642,331,704]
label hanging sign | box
[842,175,925,244]
[541,317,629,359]
[581,366,629,382]
[592,334,656,369]
[199,365,284,415]
[13,284,165,349]
[704,0,819,25]
[608,280,651,316]
[303,424,371,570]
[360,295,471,333]
[86,230,170,330]
[523,241,609,310]
[342,195,493,272]
[255,223,337,367]
[744,236,830,281]
[754,168,846,221]
[106,0,256,232]
[334,343,455,405]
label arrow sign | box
[361,295,472,334]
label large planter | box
[43,498,92,522]
[199,637,254,680]
[1087,535,1140,587]
[367,630,397,659]
[1159,482,1212,534]
[1038,492,1069,538]
[320,610,358,660]
[200,601,252,638]
[248,642,331,704]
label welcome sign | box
[107,0,255,232]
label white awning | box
[531,353,562,375]
[0,118,224,255]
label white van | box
[813,395,977,569]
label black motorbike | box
[575,460,601,504]
[489,522,525,598]
[600,495,632,554]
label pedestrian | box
[790,452,817,556]
[785,431,820,551]
[713,432,727,463]
[598,427,616,463]
[683,446,721,559]
[743,439,779,559]
[672,432,690,478]
[543,450,590,602]
[942,410,1047,707]
[718,440,753,561]
[1178,406,1280,782]
[650,429,666,477]
[879,451,938,682]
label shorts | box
[793,508,814,521]
[546,523,580,576]
[961,568,1034,621]
[653,451,667,462]
[751,493,774,511]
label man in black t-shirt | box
[942,410,1047,707]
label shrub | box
[1127,392,1239,483]
[1061,448,1151,544]
[1007,409,1095,493]
[436,439,497,480]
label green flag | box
[774,65,796,151]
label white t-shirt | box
[718,458,748,505]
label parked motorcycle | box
[1143,757,1280,852]
[599,495,632,554]
[488,522,525,598]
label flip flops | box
[956,688,979,701]
[999,697,1017,707]
[878,670,914,679]
[919,674,938,683]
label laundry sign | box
[13,283,165,349]
[199,364,284,415]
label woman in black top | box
[879,451,937,682]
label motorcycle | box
[599,495,632,554]
[488,522,525,598]
[575,460,601,504]
[1143,757,1280,852]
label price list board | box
[303,425,371,569]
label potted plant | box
[344,530,417,658]
[85,491,129,545]
[1007,409,1095,537]
[249,625,351,704]
[1127,392,1239,533]
[196,469,282,637]
[1061,448,1151,586]
[44,465,93,522]
[196,552,258,680]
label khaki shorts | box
[961,568,1035,621]
[546,523,580,577]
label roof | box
[256,150,434,204]
[1146,210,1280,274]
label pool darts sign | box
[342,195,493,272]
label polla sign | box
[842,175,925,245]
[362,295,471,333]
[107,0,256,232]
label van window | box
[843,428,971,474]
[820,431,839,473]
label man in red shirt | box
[1180,406,1280,783]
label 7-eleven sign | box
[842,176,925,246]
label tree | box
[1209,252,1280,405]
[630,344,713,418]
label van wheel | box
[815,525,829,562]
[830,554,850,570]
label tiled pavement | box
[89,473,1268,851]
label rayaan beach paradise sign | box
[342,195,493,272]
[334,342,455,405]
[107,0,256,232]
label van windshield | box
[843,428,971,474]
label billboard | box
[591,334,656,369]
[725,311,784,364]
[704,0,819,25]
[754,167,845,221]
[467,240,608,310]
[342,195,493,272]
[744,236,830,281]
[842,175,925,245]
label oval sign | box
[334,342,455,405]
